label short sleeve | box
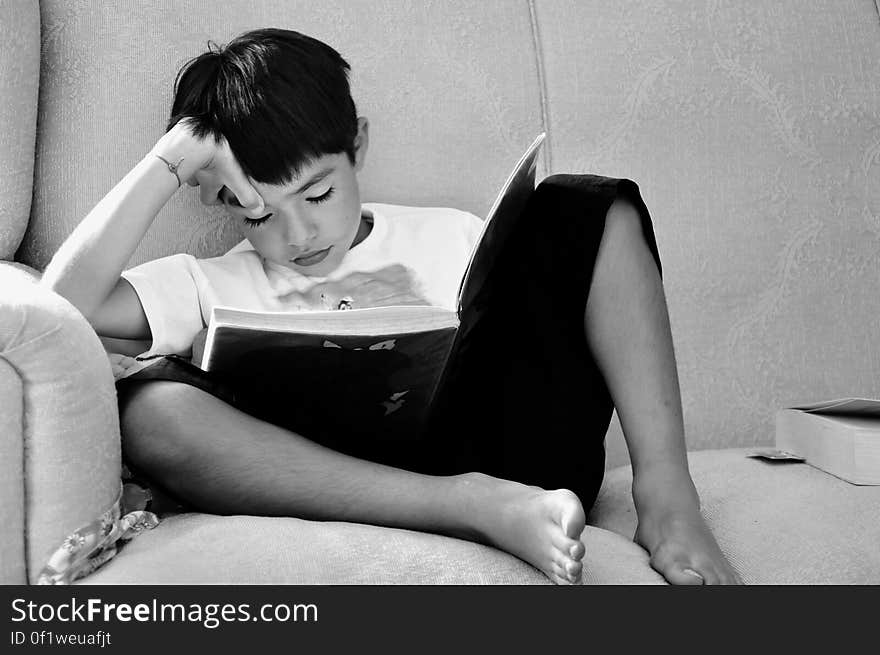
[121,254,207,357]
[461,209,484,250]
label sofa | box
[2,0,879,585]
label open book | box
[775,398,880,485]
[199,134,545,441]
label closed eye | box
[221,189,272,228]
[307,187,334,204]
[243,213,273,228]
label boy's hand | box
[107,353,152,381]
[308,265,429,310]
[152,119,265,217]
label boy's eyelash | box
[236,188,333,227]
[308,187,334,204]
[243,213,273,228]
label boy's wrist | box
[150,122,212,185]
[153,153,185,187]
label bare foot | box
[635,510,742,585]
[456,473,587,585]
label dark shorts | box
[117,174,662,509]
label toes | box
[655,555,742,585]
[550,531,585,562]
[550,562,577,585]
[656,561,705,585]
[683,567,711,584]
[550,552,582,584]
[716,564,744,585]
[558,554,582,579]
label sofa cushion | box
[589,448,880,584]
[78,513,663,585]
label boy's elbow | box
[39,271,99,321]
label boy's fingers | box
[199,181,224,206]
[230,187,264,217]
[217,146,265,216]
[225,178,264,216]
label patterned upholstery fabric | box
[540,1,880,462]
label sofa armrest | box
[0,263,121,583]
[0,355,26,583]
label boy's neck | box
[349,211,373,249]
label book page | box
[209,305,457,336]
[811,414,880,430]
[791,398,880,417]
[456,133,545,323]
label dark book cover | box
[207,324,458,442]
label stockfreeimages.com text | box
[11,598,317,630]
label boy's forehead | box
[252,152,344,194]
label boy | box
[42,28,740,585]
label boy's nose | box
[284,214,317,246]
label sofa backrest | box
[12,0,880,465]
[19,0,549,269]
[0,1,39,261]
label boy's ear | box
[353,117,369,172]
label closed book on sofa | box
[776,399,880,485]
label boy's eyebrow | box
[291,166,335,195]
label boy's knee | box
[604,196,646,243]
[119,380,201,472]
[599,196,662,276]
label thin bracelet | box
[154,154,185,187]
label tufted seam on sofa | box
[0,323,64,361]
[527,0,552,174]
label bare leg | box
[120,380,587,585]
[584,196,741,584]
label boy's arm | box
[41,120,264,338]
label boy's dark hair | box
[168,28,358,185]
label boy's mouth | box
[291,246,332,267]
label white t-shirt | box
[122,203,483,357]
